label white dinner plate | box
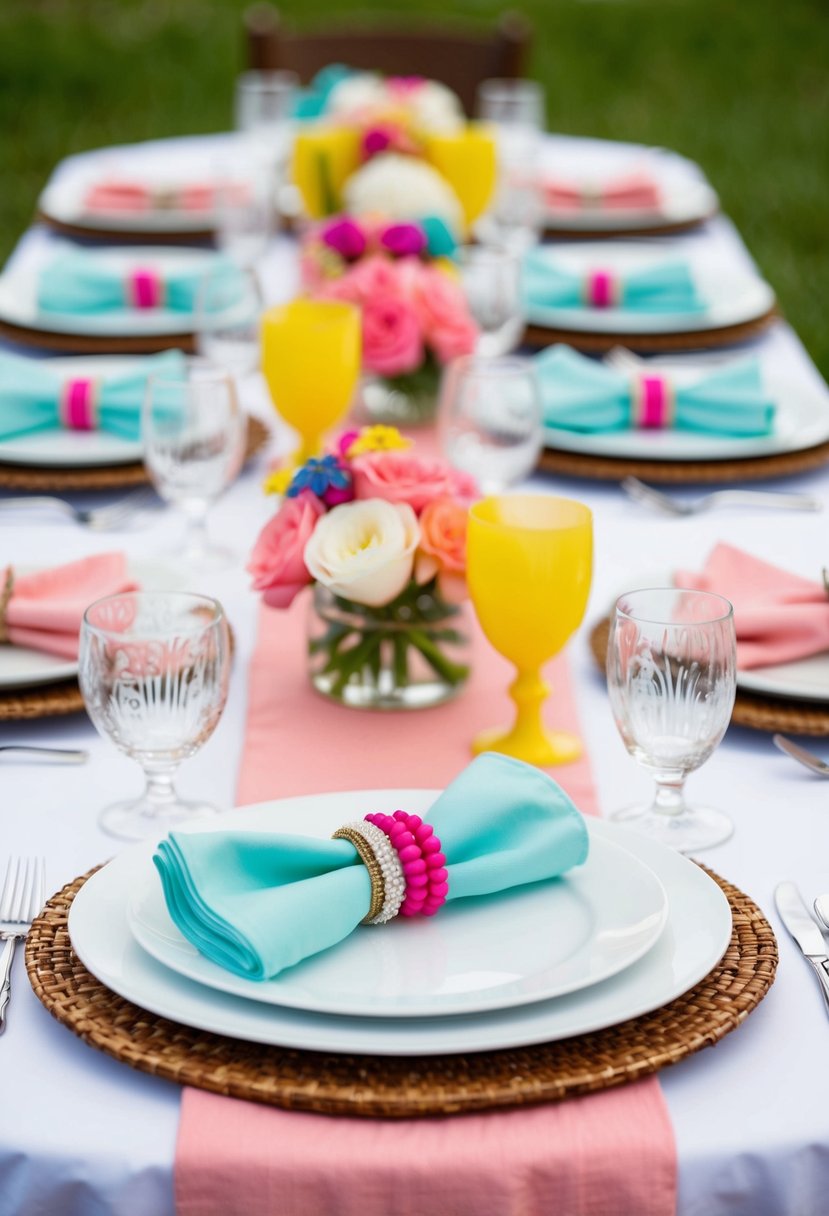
[524,240,775,335]
[540,142,719,233]
[611,570,829,705]
[542,349,829,462]
[38,133,242,235]
[0,244,249,338]
[67,795,732,1056]
[0,355,148,468]
[0,558,184,691]
[128,820,667,1018]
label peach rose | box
[247,490,326,609]
[352,450,477,514]
[361,294,423,377]
[415,497,469,602]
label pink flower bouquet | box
[300,215,478,422]
[249,427,476,706]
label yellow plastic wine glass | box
[466,495,593,766]
[423,124,498,232]
[261,299,362,464]
[291,126,361,218]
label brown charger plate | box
[590,617,829,736]
[37,208,215,247]
[542,205,718,242]
[522,305,778,355]
[0,315,197,356]
[0,414,269,493]
[537,434,829,485]
[25,863,776,1118]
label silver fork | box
[621,476,823,517]
[773,734,829,777]
[0,487,156,531]
[0,857,45,1034]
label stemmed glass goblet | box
[438,356,543,494]
[607,587,737,851]
[142,359,246,572]
[79,591,231,841]
[466,495,593,765]
[457,246,523,357]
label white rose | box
[407,81,464,133]
[343,153,463,235]
[304,499,420,607]
[325,73,388,120]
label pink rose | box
[361,294,423,377]
[410,266,479,364]
[247,490,326,609]
[352,450,477,514]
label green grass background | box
[1,0,826,371]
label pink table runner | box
[175,597,677,1216]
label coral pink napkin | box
[676,542,829,669]
[2,553,137,658]
[84,180,248,215]
[544,170,662,212]
[175,598,677,1216]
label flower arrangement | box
[299,214,477,417]
[248,426,476,707]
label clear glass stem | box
[649,771,689,818]
[140,761,181,818]
[181,501,211,561]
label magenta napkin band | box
[59,378,99,431]
[584,269,618,308]
[127,268,165,309]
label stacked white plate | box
[67,789,733,1055]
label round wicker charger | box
[26,864,776,1119]
[0,679,84,721]
[542,207,718,242]
[0,415,269,493]
[37,208,215,246]
[590,617,829,736]
[0,317,197,356]
[522,305,777,355]
[537,436,829,485]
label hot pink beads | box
[364,810,449,918]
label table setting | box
[2,54,829,1216]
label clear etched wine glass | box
[195,264,263,378]
[438,355,543,493]
[79,592,231,840]
[142,359,246,571]
[457,246,523,357]
[607,587,737,852]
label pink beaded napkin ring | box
[333,812,449,926]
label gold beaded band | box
[332,826,385,924]
[0,567,13,645]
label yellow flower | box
[345,426,413,458]
[263,466,294,496]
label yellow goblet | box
[261,299,361,464]
[423,124,498,232]
[467,495,593,766]
[291,125,361,218]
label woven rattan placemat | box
[0,318,197,356]
[0,679,84,722]
[537,436,829,485]
[0,415,270,493]
[542,209,717,242]
[590,617,829,737]
[523,306,777,355]
[37,209,215,246]
[26,864,776,1118]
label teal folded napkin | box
[292,64,354,120]
[523,250,705,314]
[0,349,186,442]
[153,753,589,981]
[37,252,244,316]
[535,346,775,436]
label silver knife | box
[775,881,829,1018]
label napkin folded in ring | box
[534,346,775,437]
[0,349,185,442]
[522,252,705,314]
[675,544,829,670]
[543,170,662,213]
[37,251,246,316]
[1,553,139,659]
[83,180,251,216]
[153,752,590,981]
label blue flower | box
[287,455,354,506]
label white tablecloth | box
[2,135,829,1216]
